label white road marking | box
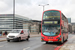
[0,45,4,47]
[23,47,30,50]
[36,38,39,39]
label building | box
[30,20,41,32]
[30,20,41,24]
[68,18,71,23]
[23,22,39,34]
[30,22,39,34]
[23,22,31,32]
[67,18,72,33]
[0,14,31,32]
[68,23,72,33]
[23,20,41,34]
[72,23,75,33]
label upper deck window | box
[43,10,60,20]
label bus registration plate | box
[48,39,53,42]
[48,41,53,42]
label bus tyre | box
[7,40,10,42]
[46,42,48,44]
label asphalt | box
[0,34,41,42]
[0,34,74,50]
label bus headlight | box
[41,37,44,39]
[56,37,60,39]
[56,37,61,41]
[58,35,61,37]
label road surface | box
[0,34,74,50]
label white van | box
[7,29,30,42]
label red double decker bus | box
[41,9,68,43]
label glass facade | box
[0,14,31,32]
[68,18,71,23]
[0,14,13,32]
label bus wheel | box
[46,42,48,44]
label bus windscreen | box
[42,25,60,36]
[43,10,60,20]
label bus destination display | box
[44,21,58,24]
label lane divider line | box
[23,47,30,50]
[54,36,75,50]
[0,45,4,47]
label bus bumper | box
[41,37,62,42]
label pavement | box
[59,34,75,50]
[0,33,41,42]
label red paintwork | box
[41,9,68,42]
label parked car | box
[7,29,30,42]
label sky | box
[0,0,75,22]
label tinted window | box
[11,30,20,33]
[42,25,60,36]
[43,10,60,20]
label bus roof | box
[43,9,67,20]
[43,9,61,13]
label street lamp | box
[13,0,15,29]
[39,4,49,11]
